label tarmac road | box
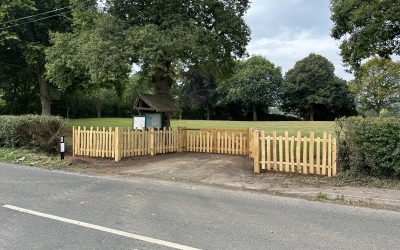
[0,162,399,250]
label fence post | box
[114,127,123,162]
[72,126,75,157]
[253,129,260,174]
[247,128,252,157]
[150,128,155,156]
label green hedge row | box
[335,117,400,177]
[0,115,64,153]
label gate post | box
[253,129,261,174]
[114,127,123,162]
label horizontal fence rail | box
[72,126,337,177]
[252,130,337,177]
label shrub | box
[335,117,400,177]
[0,115,64,153]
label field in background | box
[66,118,335,137]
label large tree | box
[331,0,400,70]
[349,58,400,116]
[281,54,356,121]
[223,55,283,121]
[0,0,73,115]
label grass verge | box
[0,147,87,170]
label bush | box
[0,115,64,153]
[335,117,400,177]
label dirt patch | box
[65,153,400,211]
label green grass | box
[66,118,335,137]
[0,147,87,170]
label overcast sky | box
[244,0,353,80]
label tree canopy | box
[331,0,400,70]
[349,58,400,116]
[281,54,356,121]
[223,55,283,121]
[0,0,73,115]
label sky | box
[244,0,353,80]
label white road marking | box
[3,205,201,250]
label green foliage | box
[330,0,400,69]
[46,10,130,93]
[223,56,283,120]
[0,115,64,153]
[336,117,400,178]
[349,58,400,116]
[281,54,356,121]
[0,0,74,115]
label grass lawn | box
[66,118,335,137]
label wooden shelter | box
[134,94,180,128]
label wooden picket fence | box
[72,126,337,177]
[73,126,184,161]
[72,127,250,161]
[185,128,249,155]
[251,130,337,177]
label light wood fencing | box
[184,128,249,155]
[72,126,337,177]
[252,130,337,176]
[73,126,183,161]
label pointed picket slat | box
[316,137,321,175]
[296,131,301,173]
[284,131,289,172]
[273,131,277,171]
[322,132,327,176]
[266,135,271,171]
[261,131,266,170]
[309,132,314,174]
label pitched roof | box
[135,94,180,112]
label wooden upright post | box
[114,127,123,162]
[253,129,261,174]
[72,126,75,157]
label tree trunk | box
[152,62,173,128]
[36,67,51,116]
[309,108,315,121]
[252,105,258,121]
[95,97,102,118]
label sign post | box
[60,136,65,160]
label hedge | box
[0,115,64,153]
[335,117,400,177]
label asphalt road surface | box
[0,162,399,250]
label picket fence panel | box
[185,128,249,155]
[253,130,337,176]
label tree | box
[331,0,400,70]
[349,58,400,116]
[181,68,218,120]
[281,54,356,121]
[46,5,129,95]
[109,0,250,91]
[223,56,283,121]
[0,0,73,115]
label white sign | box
[133,116,146,130]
